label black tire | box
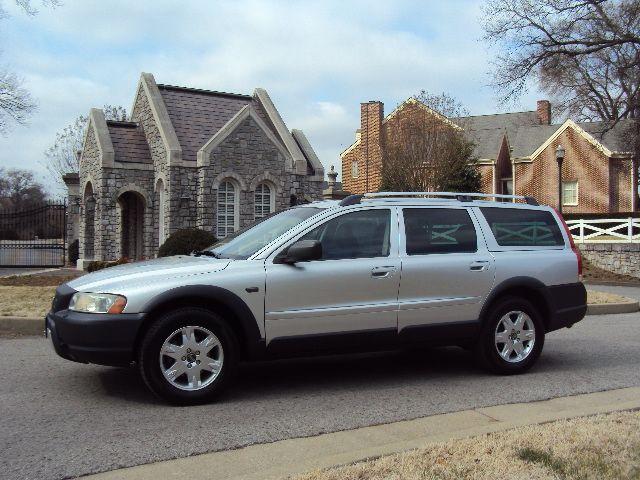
[138,307,238,405]
[474,296,545,375]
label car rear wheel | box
[475,296,545,374]
[138,307,238,405]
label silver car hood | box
[68,255,232,292]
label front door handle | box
[371,266,396,278]
[469,260,489,272]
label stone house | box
[68,73,324,267]
[341,99,638,214]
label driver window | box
[299,209,390,260]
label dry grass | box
[294,411,640,480]
[587,290,634,304]
[0,286,56,317]
[0,271,81,287]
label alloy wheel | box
[494,310,536,363]
[159,326,224,391]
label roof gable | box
[158,85,275,163]
[197,105,291,167]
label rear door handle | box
[469,260,489,271]
[371,266,396,278]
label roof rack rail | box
[339,194,364,206]
[361,191,539,206]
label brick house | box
[69,73,324,268]
[341,99,638,213]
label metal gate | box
[0,201,67,267]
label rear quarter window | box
[480,207,564,247]
[403,208,477,255]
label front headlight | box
[69,292,127,314]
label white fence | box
[566,218,640,243]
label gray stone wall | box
[197,116,322,238]
[104,168,154,260]
[131,88,167,167]
[78,124,102,262]
[78,90,323,264]
[579,243,640,278]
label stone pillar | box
[322,165,350,200]
[62,173,80,268]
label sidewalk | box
[84,386,640,480]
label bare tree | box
[482,0,640,110]
[44,105,128,186]
[380,92,481,193]
[0,68,36,133]
[0,1,60,133]
[0,167,47,209]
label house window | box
[217,180,238,238]
[501,179,513,196]
[351,161,359,178]
[562,181,578,206]
[254,183,274,220]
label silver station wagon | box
[46,192,587,405]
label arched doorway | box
[118,191,145,260]
[83,182,95,260]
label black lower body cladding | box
[46,310,145,367]
[546,282,587,332]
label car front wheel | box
[138,307,238,405]
[475,296,545,374]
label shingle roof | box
[157,84,278,162]
[458,111,633,159]
[578,120,635,153]
[106,121,152,164]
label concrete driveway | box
[1,311,639,480]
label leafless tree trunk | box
[380,92,481,193]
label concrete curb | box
[0,317,43,335]
[83,386,640,480]
[586,301,639,315]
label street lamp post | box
[556,145,566,214]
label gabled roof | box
[157,84,275,163]
[341,95,634,163]
[106,121,152,164]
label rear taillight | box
[553,208,582,278]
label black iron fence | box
[0,200,67,267]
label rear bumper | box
[546,282,587,332]
[46,310,145,367]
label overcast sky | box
[0,0,541,195]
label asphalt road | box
[1,311,639,480]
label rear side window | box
[403,208,477,255]
[480,207,564,247]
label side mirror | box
[278,239,322,264]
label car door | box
[397,207,495,343]
[264,207,400,353]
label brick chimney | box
[360,101,384,192]
[537,100,551,125]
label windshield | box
[209,207,324,259]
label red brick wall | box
[514,127,632,213]
[478,165,494,194]
[610,158,633,211]
[341,142,364,194]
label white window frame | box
[562,180,578,206]
[254,182,275,220]
[351,161,359,178]
[217,180,239,238]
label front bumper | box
[46,309,145,367]
[546,282,588,332]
